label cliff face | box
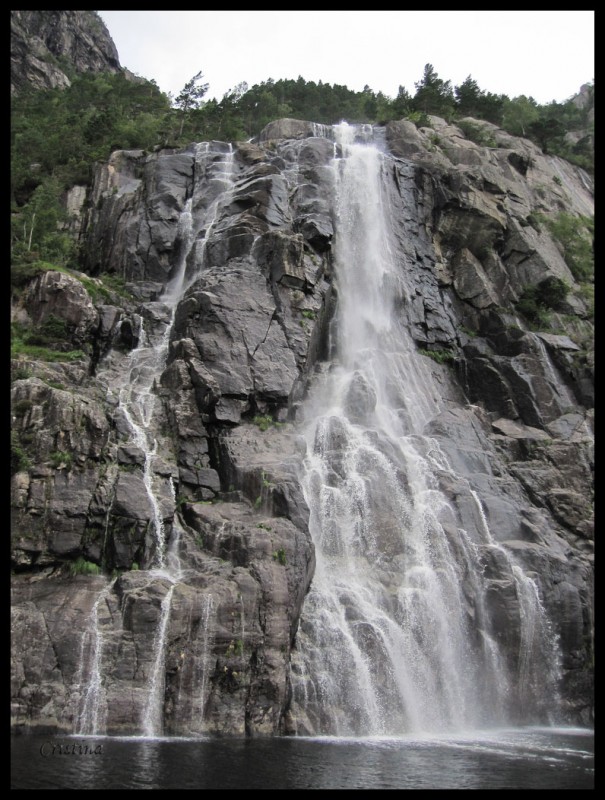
[11,10,122,95]
[11,116,593,735]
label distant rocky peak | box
[11,10,122,95]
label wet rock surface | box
[12,116,593,734]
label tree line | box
[11,64,593,265]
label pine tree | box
[174,71,209,137]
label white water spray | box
[290,123,560,735]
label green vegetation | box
[50,450,73,470]
[11,365,32,381]
[225,639,244,657]
[574,282,594,320]
[12,399,33,416]
[457,119,497,147]
[516,277,569,326]
[11,322,86,363]
[542,213,594,282]
[69,557,101,576]
[459,325,477,338]
[301,309,316,320]
[252,415,274,432]
[11,430,31,474]
[11,258,132,304]
[272,548,287,566]
[10,64,592,337]
[418,348,455,364]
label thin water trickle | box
[142,583,176,737]
[75,579,116,735]
[75,144,238,736]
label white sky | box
[98,10,594,106]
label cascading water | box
[74,144,236,737]
[74,579,116,735]
[289,123,561,736]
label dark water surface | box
[11,727,593,790]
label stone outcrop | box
[11,10,122,95]
[11,113,593,734]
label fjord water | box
[11,729,594,789]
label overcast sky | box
[98,10,594,106]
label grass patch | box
[11,431,31,474]
[69,557,101,576]
[253,415,274,432]
[50,450,72,470]
[418,348,455,364]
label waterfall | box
[190,595,215,732]
[290,122,561,735]
[74,143,237,737]
[75,579,116,735]
[112,142,236,572]
[142,583,176,737]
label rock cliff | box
[11,10,122,95]
[11,114,593,734]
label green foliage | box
[574,282,594,320]
[391,85,412,118]
[252,414,274,432]
[457,119,496,147]
[301,309,316,320]
[272,548,287,566]
[418,348,455,364]
[261,470,273,488]
[11,259,53,290]
[69,557,101,576]
[257,523,272,531]
[454,75,504,123]
[11,365,32,381]
[406,110,432,129]
[501,95,539,137]
[12,323,86,362]
[174,70,209,137]
[459,325,477,338]
[131,562,139,571]
[13,399,33,416]
[225,639,244,657]
[24,314,70,347]
[11,341,86,363]
[535,276,569,308]
[543,213,594,282]
[10,65,592,275]
[411,64,455,119]
[12,72,170,193]
[50,450,72,470]
[11,430,31,475]
[516,277,569,325]
[11,259,132,308]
